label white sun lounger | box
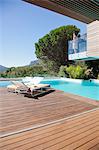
[7,81,50,94]
[22,77,44,85]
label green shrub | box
[58,66,67,77]
[0,65,48,78]
[66,65,85,79]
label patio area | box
[0,87,99,150]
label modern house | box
[24,0,99,60]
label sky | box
[0,0,87,68]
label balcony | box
[68,20,99,60]
[68,34,87,60]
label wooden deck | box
[0,88,99,150]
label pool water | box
[0,81,11,87]
[0,79,99,100]
[41,80,99,100]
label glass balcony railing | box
[68,34,87,55]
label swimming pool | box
[0,79,99,100]
[41,79,99,101]
[0,81,11,87]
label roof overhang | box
[23,0,99,24]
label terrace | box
[0,87,99,149]
[1,0,99,149]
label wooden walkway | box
[1,109,99,150]
[0,88,99,150]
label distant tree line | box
[0,65,48,78]
[0,60,99,79]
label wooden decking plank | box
[0,108,98,137]
[0,100,87,116]
[0,99,72,112]
[60,134,99,150]
[2,106,95,135]
[89,143,99,150]
[42,130,98,150]
[1,110,98,145]
[1,105,95,129]
[75,137,99,150]
[2,118,98,150]
[29,125,98,150]
[1,99,92,117]
[1,114,99,147]
[0,88,99,150]
[1,108,97,135]
[1,102,90,121]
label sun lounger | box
[7,84,19,92]
[7,81,28,93]
[22,77,44,85]
[7,80,54,98]
[7,81,50,94]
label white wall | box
[87,20,99,57]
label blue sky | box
[0,0,87,67]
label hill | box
[0,65,8,72]
[29,60,39,66]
